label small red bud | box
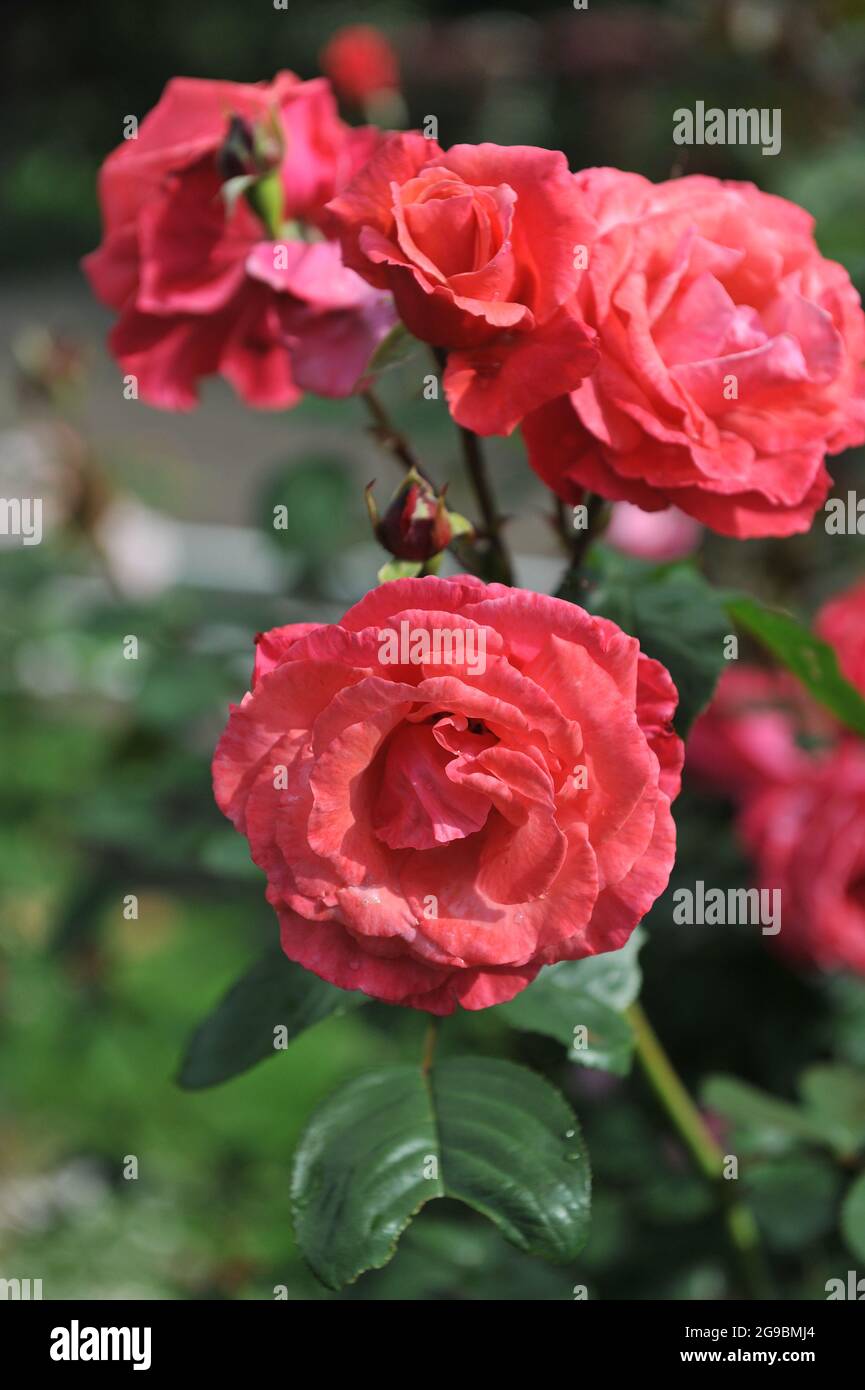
[368,468,454,562]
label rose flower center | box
[371,715,496,852]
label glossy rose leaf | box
[568,550,728,735]
[495,930,644,1075]
[292,1057,591,1289]
[798,1064,865,1156]
[700,1074,828,1149]
[177,947,366,1090]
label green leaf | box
[377,558,424,583]
[246,168,284,239]
[177,949,365,1090]
[495,930,644,1075]
[701,1074,827,1149]
[447,511,474,539]
[291,1056,591,1289]
[703,1068,865,1161]
[570,551,728,735]
[841,1170,865,1262]
[798,1065,865,1157]
[746,1155,842,1251]
[292,1065,438,1288]
[726,595,865,738]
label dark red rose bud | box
[216,113,285,238]
[217,113,283,182]
[366,468,462,562]
[216,115,259,180]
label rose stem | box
[431,348,514,585]
[458,424,516,585]
[568,491,609,567]
[421,1017,441,1076]
[626,1001,773,1300]
[362,388,424,473]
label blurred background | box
[2,0,865,1300]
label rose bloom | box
[83,73,393,409]
[816,575,865,696]
[321,25,400,104]
[523,169,865,538]
[325,135,598,435]
[741,745,865,975]
[213,575,682,1014]
[688,576,865,974]
[686,665,830,801]
[605,501,703,563]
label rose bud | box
[216,113,281,181]
[216,114,259,180]
[366,468,467,562]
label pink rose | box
[742,746,865,975]
[816,576,865,696]
[523,169,865,538]
[688,576,865,975]
[321,25,400,104]
[325,135,598,435]
[686,666,829,800]
[213,575,682,1014]
[83,73,393,409]
[605,501,703,562]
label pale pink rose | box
[605,501,703,561]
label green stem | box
[626,1001,773,1300]
[421,1018,440,1076]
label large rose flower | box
[83,73,393,409]
[213,575,682,1014]
[523,169,865,538]
[325,135,598,435]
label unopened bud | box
[366,468,466,562]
